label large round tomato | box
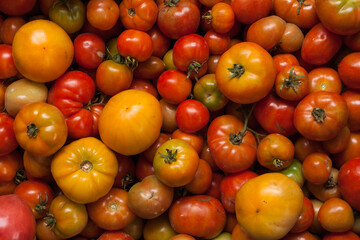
[338,157,360,211]
[235,173,304,240]
[12,19,74,83]
[51,137,118,204]
[0,194,36,240]
[13,102,68,157]
[99,89,162,156]
[169,195,226,239]
[215,42,276,104]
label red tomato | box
[0,16,26,45]
[308,67,342,94]
[74,33,105,69]
[342,90,360,131]
[333,132,360,168]
[0,194,36,240]
[175,99,210,134]
[113,154,135,189]
[185,158,213,194]
[98,231,134,240]
[133,56,166,80]
[290,196,315,233]
[0,0,36,16]
[0,44,18,79]
[302,152,332,185]
[231,0,272,24]
[157,70,192,104]
[204,30,230,55]
[0,112,18,156]
[147,25,171,58]
[204,2,235,34]
[338,157,360,211]
[323,231,360,240]
[338,52,360,91]
[273,53,300,75]
[86,0,120,31]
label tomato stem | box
[26,122,39,138]
[324,176,337,189]
[273,158,284,169]
[297,0,310,15]
[14,168,27,185]
[128,8,136,16]
[279,67,305,96]
[159,149,178,164]
[80,160,93,173]
[164,0,180,7]
[311,107,326,123]
[125,56,138,71]
[35,192,48,213]
[201,10,212,24]
[44,213,56,229]
[121,173,134,190]
[187,61,203,81]
[228,64,245,79]
[229,104,255,145]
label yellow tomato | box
[51,137,118,204]
[12,19,73,83]
[99,89,163,156]
[235,173,304,240]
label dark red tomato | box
[14,179,55,219]
[333,132,360,168]
[254,91,298,137]
[293,91,349,141]
[157,0,200,39]
[133,56,166,80]
[81,18,123,43]
[48,70,104,139]
[147,25,171,58]
[342,90,360,131]
[175,99,210,134]
[172,34,209,80]
[323,231,360,240]
[98,230,134,240]
[205,172,223,200]
[301,23,342,65]
[169,195,226,239]
[74,33,105,69]
[344,31,360,51]
[129,78,159,99]
[220,170,257,213]
[0,16,26,45]
[338,157,360,211]
[157,70,192,105]
[0,44,18,79]
[0,151,23,187]
[185,159,213,194]
[231,0,272,24]
[0,112,18,156]
[113,154,135,190]
[338,52,360,91]
[0,194,36,240]
[117,29,153,68]
[204,30,231,55]
[290,196,315,233]
[135,154,154,181]
[0,0,36,16]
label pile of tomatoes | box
[1,0,360,239]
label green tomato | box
[212,232,232,240]
[278,159,305,187]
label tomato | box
[160,99,178,133]
[12,19,74,83]
[157,70,192,104]
[13,102,67,157]
[79,218,104,238]
[144,133,171,163]
[290,196,314,233]
[153,139,199,187]
[49,0,86,34]
[51,137,118,204]
[14,179,54,219]
[86,0,120,31]
[203,3,235,34]
[99,89,162,156]
[275,65,309,101]
[172,34,209,80]
[113,154,135,189]
[323,231,360,240]
[48,70,104,139]
[207,54,221,73]
[121,216,144,240]
[207,114,257,173]
[23,151,53,183]
[0,113,17,156]
[81,17,123,42]
[169,195,226,239]
[0,151,23,185]
[147,25,171,58]
[257,133,294,171]
[0,194,36,240]
[316,0,360,35]
[322,126,351,154]
[273,0,319,29]
[204,30,230,55]
[333,132,360,168]
[171,129,203,154]
[127,175,174,219]
[231,0,272,24]
[87,188,136,230]
[342,90,360,132]
[279,159,305,187]
[220,170,258,213]
[301,23,342,66]
[0,16,26,45]
[0,44,17,79]
[117,29,153,68]
[273,53,300,75]
[157,0,200,39]
[185,158,213,194]
[308,67,342,94]
[45,194,88,239]
[309,199,325,235]
[74,33,105,69]
[98,231,135,240]
[254,91,298,136]
[0,0,36,16]
[169,234,196,240]
[338,157,360,211]
[215,42,276,104]
[294,136,327,162]
[232,224,254,240]
[119,0,158,31]
[235,173,304,240]
[175,99,210,134]
[135,154,155,181]
[142,213,176,240]
[282,231,320,240]
[133,56,166,80]
[36,218,63,240]
[338,52,360,90]
[345,31,360,51]
[306,168,341,201]
[318,197,354,233]
[302,152,332,184]
[293,91,349,141]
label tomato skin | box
[133,56,166,80]
[12,19,74,83]
[143,213,177,240]
[169,195,226,239]
[207,114,257,173]
[119,0,158,31]
[74,33,105,69]
[254,91,298,136]
[117,29,153,62]
[0,0,36,16]
[323,231,360,240]
[171,129,203,155]
[338,52,360,91]
[147,25,171,58]
[290,196,315,233]
[342,90,360,131]
[13,102,68,157]
[0,16,26,45]
[86,0,120,31]
[338,157,360,211]
[175,99,210,134]
[306,168,341,202]
[0,112,18,156]
[215,42,276,104]
[279,159,305,187]
[333,132,360,168]
[0,151,22,185]
[293,91,349,141]
[308,67,342,94]
[231,0,272,24]
[273,53,300,75]
[302,153,332,185]
[207,2,235,34]
[0,44,18,79]
[301,23,342,65]
[98,231,135,240]
[46,194,88,239]
[0,194,36,240]
[99,89,163,156]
